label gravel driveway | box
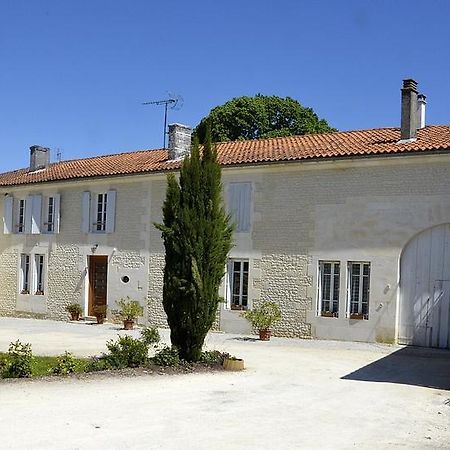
[0,317,449,449]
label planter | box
[231,304,245,311]
[123,319,134,330]
[321,311,337,318]
[223,358,245,371]
[70,312,80,321]
[95,315,105,324]
[259,329,271,341]
[350,313,364,320]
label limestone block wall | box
[47,243,83,320]
[0,248,17,316]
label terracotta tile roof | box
[1,125,450,187]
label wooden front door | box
[88,255,108,316]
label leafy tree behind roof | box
[194,94,336,143]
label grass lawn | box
[0,353,89,377]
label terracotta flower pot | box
[70,313,80,321]
[95,315,105,324]
[259,329,271,341]
[123,319,134,330]
[223,358,245,371]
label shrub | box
[103,335,149,369]
[116,297,144,320]
[151,345,181,367]
[85,356,111,372]
[242,300,281,330]
[2,340,33,378]
[65,303,82,315]
[51,351,77,375]
[140,326,160,346]
[198,350,223,365]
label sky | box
[0,0,449,172]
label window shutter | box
[31,195,42,234]
[25,196,33,234]
[225,261,232,309]
[81,191,91,233]
[228,182,251,232]
[105,190,116,233]
[3,196,13,234]
[54,194,61,233]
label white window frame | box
[227,259,249,310]
[34,254,45,295]
[318,261,340,317]
[44,196,55,233]
[84,190,116,234]
[20,254,31,294]
[347,262,370,319]
[17,199,26,233]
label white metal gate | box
[399,223,450,349]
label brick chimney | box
[168,123,192,160]
[400,79,418,141]
[29,145,50,171]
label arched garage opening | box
[399,223,450,349]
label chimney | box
[168,123,192,160]
[400,79,418,140]
[29,145,50,171]
[417,93,426,129]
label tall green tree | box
[155,132,234,361]
[194,94,335,143]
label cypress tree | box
[155,131,234,361]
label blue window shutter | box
[54,194,61,233]
[105,190,116,233]
[81,191,91,233]
[24,196,33,234]
[31,195,42,234]
[3,196,13,234]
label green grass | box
[0,353,89,377]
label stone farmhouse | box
[1,79,450,348]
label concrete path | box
[0,317,449,449]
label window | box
[95,193,108,232]
[82,191,116,233]
[318,261,340,317]
[17,199,26,233]
[20,254,30,294]
[228,260,249,310]
[228,182,251,232]
[46,197,55,232]
[348,262,370,319]
[19,254,46,295]
[35,254,45,295]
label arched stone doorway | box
[399,223,450,348]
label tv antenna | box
[142,93,183,148]
[56,148,62,162]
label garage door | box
[399,223,450,349]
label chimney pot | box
[29,145,50,171]
[400,79,418,141]
[417,93,426,129]
[168,123,192,160]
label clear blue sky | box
[1,0,449,172]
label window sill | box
[320,312,338,318]
[349,314,368,320]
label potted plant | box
[321,310,337,318]
[93,305,108,324]
[116,296,143,330]
[242,300,281,341]
[222,355,245,371]
[65,303,83,321]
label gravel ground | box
[0,317,449,449]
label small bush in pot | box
[65,303,83,321]
[242,300,281,341]
[93,305,108,324]
[116,296,144,330]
